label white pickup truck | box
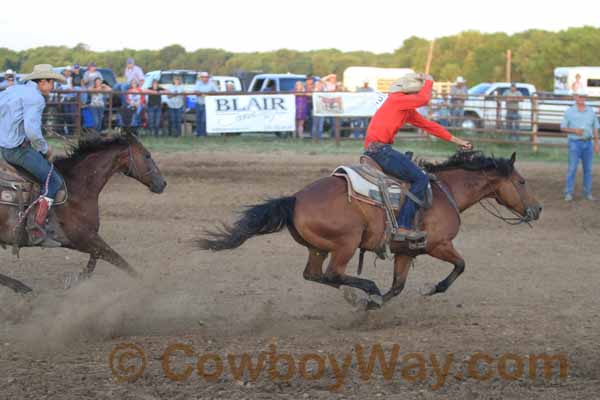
[462,81,599,132]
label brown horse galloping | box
[198,151,542,309]
[0,133,166,293]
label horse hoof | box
[342,287,368,308]
[368,294,383,307]
[14,282,33,294]
[64,272,88,290]
[419,284,437,296]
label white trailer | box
[343,66,414,92]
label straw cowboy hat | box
[389,73,426,93]
[455,76,466,84]
[21,64,66,83]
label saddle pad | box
[332,165,407,210]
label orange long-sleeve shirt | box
[364,80,453,148]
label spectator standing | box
[503,83,522,141]
[83,62,102,89]
[193,72,218,137]
[294,81,309,139]
[304,75,315,133]
[59,66,77,134]
[166,76,185,137]
[89,77,111,131]
[124,58,145,87]
[1,69,16,89]
[435,91,451,127]
[146,79,163,136]
[311,80,326,142]
[560,93,600,201]
[125,79,145,128]
[71,63,83,87]
[354,79,374,139]
[450,76,468,127]
[571,73,586,94]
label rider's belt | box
[19,140,31,149]
[366,142,388,153]
[570,138,592,142]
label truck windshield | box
[160,73,197,85]
[280,78,304,92]
[468,83,491,95]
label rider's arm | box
[407,110,453,141]
[23,94,49,154]
[386,80,434,110]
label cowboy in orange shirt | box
[364,73,472,242]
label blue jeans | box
[506,111,520,141]
[450,107,464,127]
[352,118,369,139]
[168,107,183,136]
[1,145,64,199]
[565,139,594,197]
[131,105,144,127]
[365,144,429,229]
[90,106,104,131]
[148,105,162,136]
[311,116,324,140]
[195,104,207,136]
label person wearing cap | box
[166,76,185,137]
[450,76,468,127]
[0,64,66,245]
[71,63,83,87]
[124,58,144,86]
[83,62,102,89]
[364,73,472,243]
[560,92,600,202]
[1,69,17,89]
[193,72,218,137]
[59,66,77,135]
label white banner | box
[312,92,387,117]
[206,94,296,133]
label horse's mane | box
[420,151,514,177]
[54,135,130,174]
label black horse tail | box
[197,197,296,251]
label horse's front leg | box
[64,255,98,289]
[422,240,465,296]
[382,255,413,304]
[77,233,139,278]
[0,273,32,294]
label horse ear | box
[510,152,516,165]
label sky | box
[1,0,598,53]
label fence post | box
[334,116,341,146]
[531,94,539,153]
[495,92,502,130]
[75,91,82,137]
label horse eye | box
[519,179,525,185]
[145,154,151,159]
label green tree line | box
[1,26,599,90]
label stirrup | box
[28,224,61,248]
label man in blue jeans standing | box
[560,93,600,201]
[194,72,218,136]
[0,64,65,246]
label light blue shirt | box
[0,81,48,154]
[561,105,599,141]
[166,85,185,109]
[194,80,218,105]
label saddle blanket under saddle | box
[332,164,410,211]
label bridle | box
[479,170,533,227]
[125,145,157,179]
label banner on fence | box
[206,94,296,133]
[312,92,387,117]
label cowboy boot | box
[31,197,61,247]
[392,227,427,242]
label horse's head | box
[492,152,542,222]
[122,132,167,193]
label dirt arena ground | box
[1,149,599,399]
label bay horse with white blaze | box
[0,132,166,293]
[198,151,542,309]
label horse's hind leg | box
[0,273,32,294]
[302,249,328,282]
[423,241,465,296]
[321,246,383,309]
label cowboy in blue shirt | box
[560,93,600,201]
[0,64,66,245]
